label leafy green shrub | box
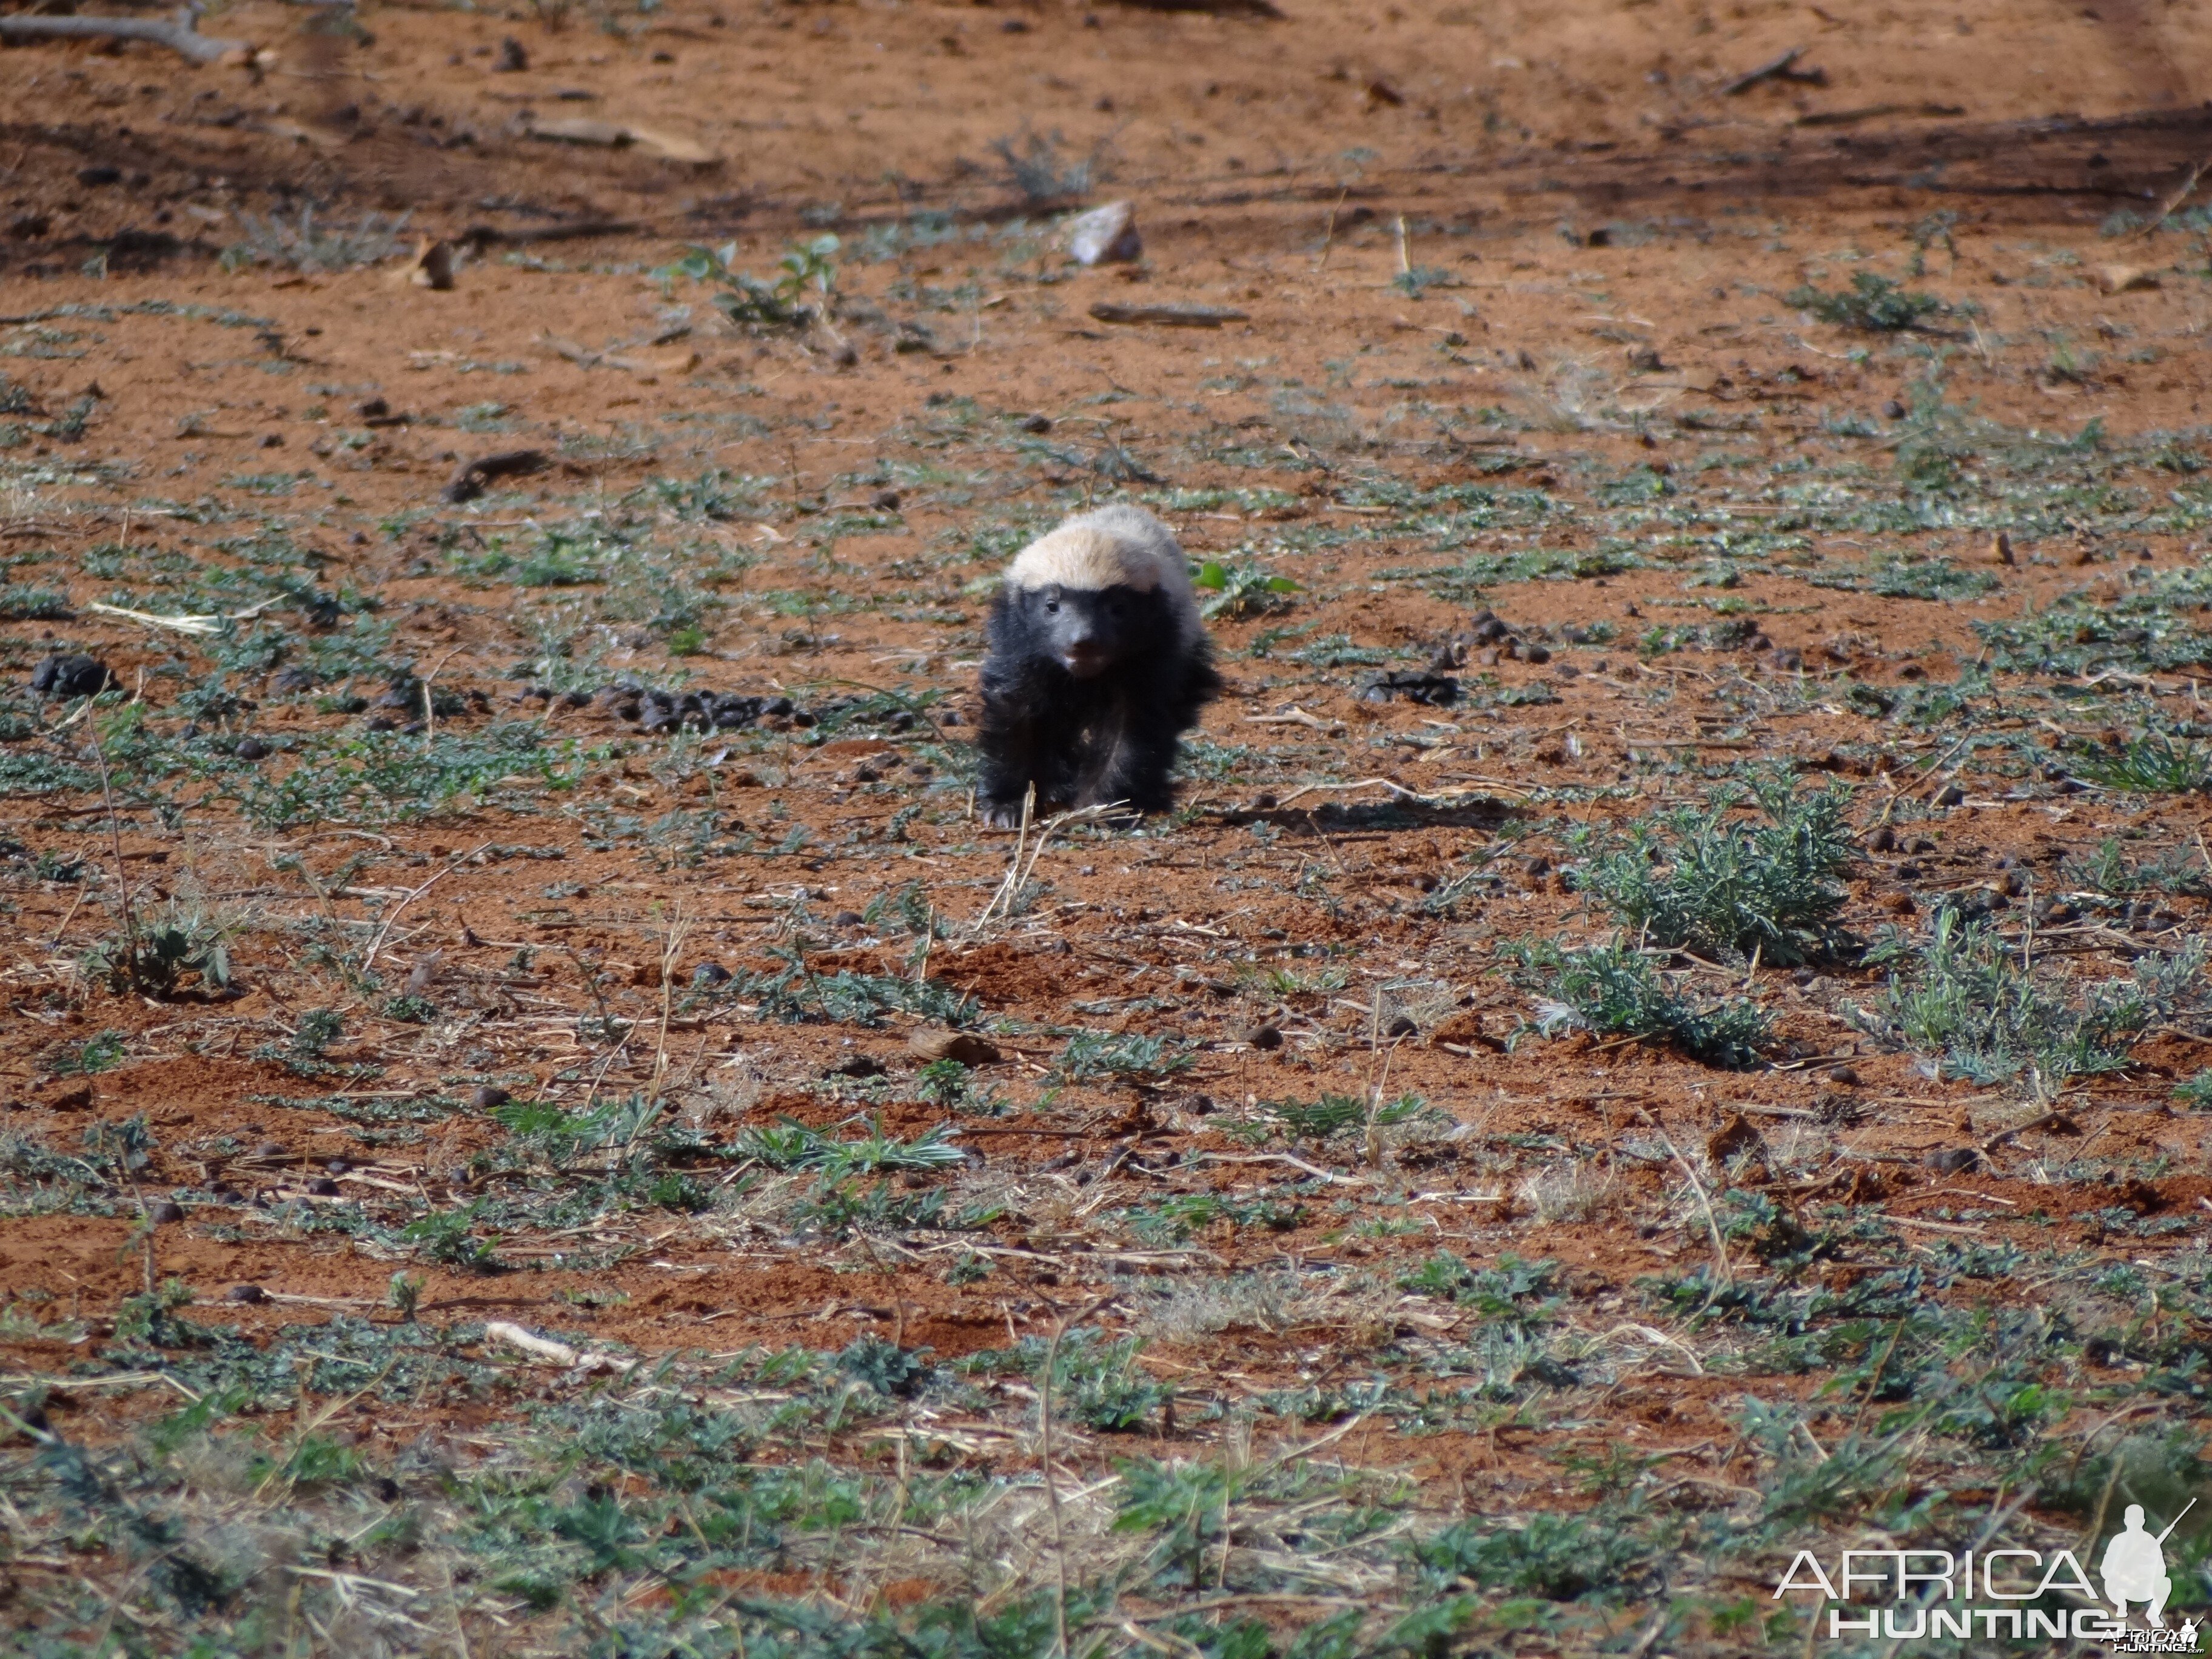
[732,1116,965,1178]
[1512,939,1769,1068]
[662,235,839,330]
[1191,561,1298,620]
[1410,1511,1651,1600]
[1054,1031,1192,1082]
[1574,780,1855,965]
[1860,906,2210,1087]
[2073,729,2212,794]
[1786,272,1946,332]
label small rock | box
[1019,414,1052,434]
[831,910,866,927]
[148,1200,186,1224]
[1924,1147,1980,1175]
[30,653,112,699]
[1883,398,1906,420]
[1826,1064,1862,1088]
[829,1053,889,1079]
[226,1284,267,1303]
[76,165,122,187]
[307,1177,341,1198]
[1991,531,2015,566]
[1706,1113,1766,1165]
[871,488,902,511]
[471,1085,511,1110]
[494,36,528,70]
[1238,1024,1284,1051]
[1386,1014,1418,1039]
[2098,263,2159,295]
[234,737,269,761]
[327,1158,351,1175]
[1934,783,1966,807]
[359,397,390,418]
[1063,199,1143,266]
[255,1141,286,1159]
[1866,825,1895,853]
[270,666,317,695]
[692,962,732,986]
[1768,646,1803,671]
[909,1030,1000,1066]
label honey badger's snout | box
[1048,598,1113,678]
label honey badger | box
[976,506,1221,827]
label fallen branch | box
[483,1319,637,1373]
[0,8,249,64]
[84,597,283,637]
[1721,45,1825,96]
[2131,153,2212,240]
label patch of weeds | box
[50,1028,126,1075]
[2062,838,2211,900]
[1811,555,1999,602]
[660,235,839,330]
[2177,1071,2212,1110]
[398,1200,501,1270]
[1856,906,2211,1089]
[0,583,72,620]
[219,206,412,273]
[990,128,1100,205]
[1398,1252,1561,1329]
[1191,560,1298,620]
[83,912,234,999]
[1410,1510,1653,1600]
[1571,777,1855,964]
[964,1328,1171,1432]
[1054,1030,1193,1083]
[740,948,976,1028]
[731,1115,965,1177]
[1122,1190,1302,1244]
[1509,938,1770,1068]
[837,1333,932,1398]
[1785,272,1948,332]
[2073,728,2212,794]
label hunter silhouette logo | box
[2104,1502,2188,1628]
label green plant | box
[2177,1071,2212,1110]
[398,1201,500,1270]
[2073,729,2212,794]
[1512,938,1770,1068]
[1861,906,2210,1089]
[84,917,234,999]
[1191,561,1298,620]
[731,1116,965,1177]
[1785,272,1947,332]
[1572,779,1856,965]
[663,235,839,330]
[1054,1031,1193,1083]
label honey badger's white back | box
[1004,506,1204,655]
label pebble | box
[1924,1147,1980,1175]
[1826,1064,1861,1088]
[255,1140,286,1159]
[692,962,732,986]
[1239,1024,1284,1050]
[829,1053,889,1079]
[1866,825,1895,853]
[471,1085,511,1110]
[226,1284,267,1303]
[306,1177,341,1198]
[148,1200,185,1224]
[909,1030,1000,1066]
[1386,1014,1419,1039]
[234,737,269,761]
[1063,199,1143,266]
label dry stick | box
[647,905,690,1107]
[83,717,141,992]
[1637,1107,1732,1300]
[1315,185,1347,271]
[2131,154,2212,240]
[1039,1294,1114,1659]
[361,842,489,973]
[0,10,249,63]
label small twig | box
[2131,154,2212,240]
[361,843,488,974]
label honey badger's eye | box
[1044,599,1061,614]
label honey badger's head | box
[1002,509,1200,681]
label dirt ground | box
[5,0,2212,1653]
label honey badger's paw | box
[980,801,1028,829]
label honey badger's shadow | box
[1210,796,1524,834]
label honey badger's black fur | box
[976,506,1220,826]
